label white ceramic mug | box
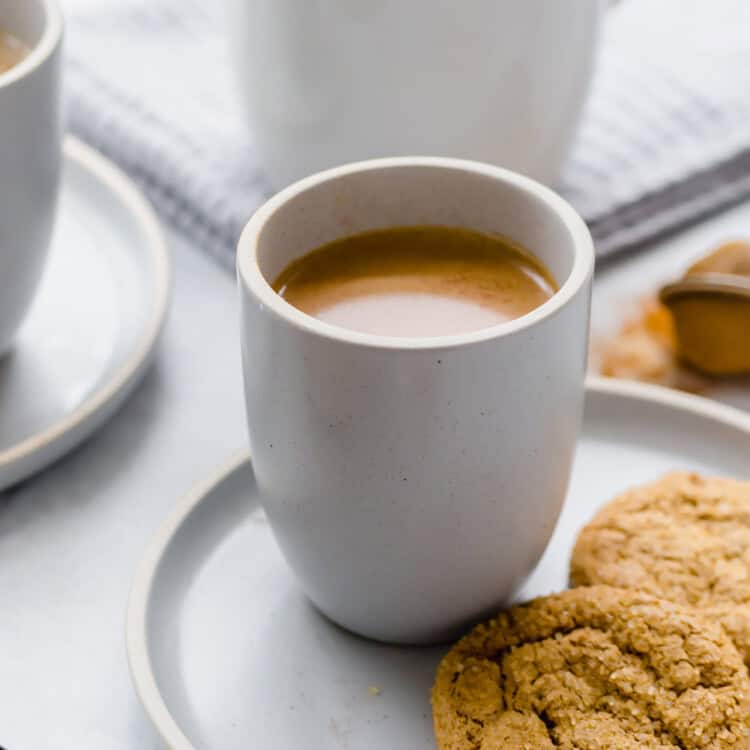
[0,0,62,355]
[226,0,602,189]
[238,158,594,644]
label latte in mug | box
[273,226,557,337]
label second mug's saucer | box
[127,378,750,749]
[0,137,170,490]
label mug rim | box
[237,156,595,351]
[0,0,63,89]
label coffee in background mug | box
[0,26,28,73]
[226,0,602,189]
[0,0,63,356]
[238,157,594,644]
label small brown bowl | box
[660,242,750,376]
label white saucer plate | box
[127,378,750,750]
[0,137,170,489]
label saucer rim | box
[0,136,171,483]
[125,377,750,750]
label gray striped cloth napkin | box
[64,0,750,271]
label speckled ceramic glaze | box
[237,158,594,644]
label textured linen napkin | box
[63,0,750,271]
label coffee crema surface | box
[0,28,28,75]
[272,226,557,337]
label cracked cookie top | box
[571,473,750,667]
[431,586,750,749]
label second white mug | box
[0,0,63,355]
[226,0,602,189]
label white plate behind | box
[127,378,750,750]
[0,137,170,489]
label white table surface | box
[2,200,750,749]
